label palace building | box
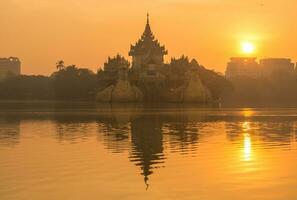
[129,14,167,70]
[96,14,225,103]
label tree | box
[51,65,97,100]
[56,60,65,71]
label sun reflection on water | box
[242,122,252,161]
[243,133,252,161]
[242,121,251,131]
[241,109,255,117]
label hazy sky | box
[1,0,297,75]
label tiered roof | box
[104,54,130,72]
[129,14,168,56]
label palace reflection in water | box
[95,107,219,188]
[0,106,297,199]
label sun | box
[241,42,255,54]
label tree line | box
[0,58,296,105]
[0,61,97,100]
[224,75,297,106]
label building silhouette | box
[225,57,260,79]
[225,57,296,80]
[260,58,295,79]
[96,14,213,103]
[129,13,167,70]
[0,57,21,79]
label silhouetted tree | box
[0,75,54,100]
[51,65,97,100]
[56,60,65,71]
[165,56,233,100]
[225,75,297,105]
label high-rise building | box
[260,58,295,78]
[225,57,296,80]
[0,57,21,79]
[225,57,260,79]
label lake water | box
[0,103,297,200]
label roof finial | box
[147,12,150,25]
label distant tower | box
[0,57,21,79]
[129,14,168,69]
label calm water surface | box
[0,104,297,200]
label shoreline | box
[0,99,296,109]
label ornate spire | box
[129,14,168,57]
[147,13,149,25]
[143,13,153,38]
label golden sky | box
[1,0,297,75]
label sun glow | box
[241,42,255,54]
